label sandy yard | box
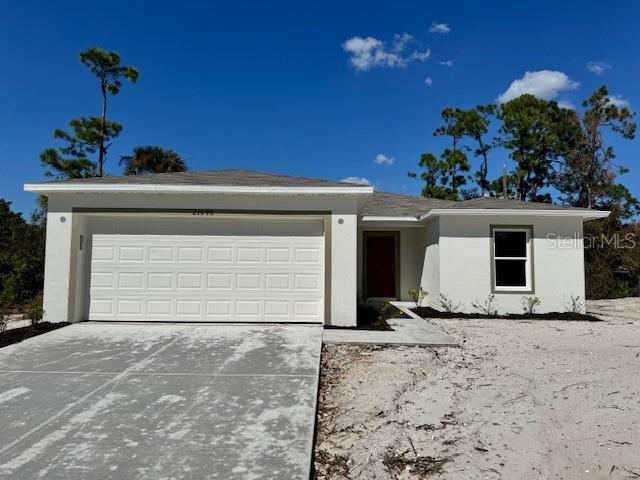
[314,298,640,480]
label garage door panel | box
[266,248,291,263]
[88,232,324,322]
[207,273,233,289]
[178,247,204,262]
[149,247,174,262]
[148,273,173,289]
[119,247,145,262]
[208,248,233,263]
[147,300,172,316]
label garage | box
[85,216,325,323]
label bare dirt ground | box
[314,298,640,480]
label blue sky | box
[1,0,639,215]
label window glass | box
[493,227,530,290]
[495,259,526,287]
[494,231,527,257]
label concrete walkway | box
[0,322,322,480]
[323,302,457,346]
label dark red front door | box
[366,234,397,298]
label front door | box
[365,233,397,298]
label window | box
[492,227,532,291]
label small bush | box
[439,294,461,313]
[471,294,498,316]
[408,287,428,308]
[521,296,541,315]
[26,294,44,327]
[564,295,585,314]
[0,305,7,334]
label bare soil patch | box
[0,322,70,348]
[412,306,602,322]
[314,298,640,479]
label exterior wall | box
[329,213,358,326]
[42,197,74,323]
[419,218,440,305]
[43,192,361,326]
[357,225,431,302]
[71,214,88,323]
[437,215,586,314]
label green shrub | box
[26,293,44,326]
[0,304,7,334]
[521,296,541,315]
[439,294,461,313]
[408,287,427,308]
[564,295,584,314]
[471,294,498,316]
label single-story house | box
[25,169,609,326]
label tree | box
[410,108,471,199]
[408,153,456,200]
[461,105,495,196]
[120,146,188,175]
[40,47,138,181]
[487,169,518,199]
[497,95,581,201]
[433,108,471,196]
[80,47,138,176]
[0,200,45,307]
[41,117,122,179]
[555,86,637,213]
[584,208,640,298]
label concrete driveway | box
[0,322,322,479]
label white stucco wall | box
[42,198,75,323]
[437,215,586,314]
[329,213,358,326]
[42,192,361,326]
[419,218,440,305]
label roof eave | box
[419,208,611,221]
[23,183,374,196]
[360,215,420,222]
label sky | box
[1,0,639,215]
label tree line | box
[2,47,191,312]
[41,47,188,182]
[408,87,639,297]
[409,88,638,219]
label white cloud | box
[497,70,580,103]
[557,100,575,110]
[374,153,395,165]
[429,22,450,34]
[438,60,454,67]
[341,176,371,185]
[424,76,433,86]
[586,61,611,75]
[607,94,630,109]
[342,33,431,71]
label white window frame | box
[491,226,533,293]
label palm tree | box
[120,146,187,175]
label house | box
[24,169,608,326]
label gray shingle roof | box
[34,169,595,216]
[361,193,594,218]
[362,191,457,218]
[38,169,358,188]
[450,197,591,211]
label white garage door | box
[88,232,324,323]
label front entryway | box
[364,232,398,298]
